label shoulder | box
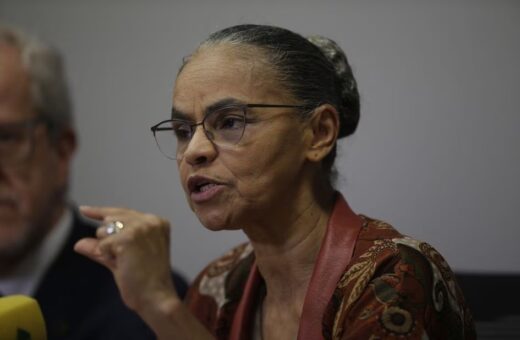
[348,216,458,289]
[185,243,255,334]
[329,216,476,339]
[187,242,254,307]
[348,215,455,280]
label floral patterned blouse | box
[186,195,476,339]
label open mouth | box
[195,182,217,193]
[187,176,224,203]
[188,176,221,194]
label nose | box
[181,125,217,165]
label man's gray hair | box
[0,24,73,135]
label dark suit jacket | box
[34,210,188,340]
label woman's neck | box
[244,187,335,304]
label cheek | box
[0,168,40,234]
[222,131,306,198]
[8,167,36,209]
[15,153,61,214]
[13,168,47,214]
[178,163,191,198]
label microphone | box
[0,295,46,340]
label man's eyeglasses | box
[0,116,49,165]
[150,103,307,160]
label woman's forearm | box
[139,295,215,340]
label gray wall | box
[1,0,519,280]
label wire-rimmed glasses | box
[0,116,49,165]
[150,103,306,160]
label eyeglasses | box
[0,116,49,165]
[150,103,307,160]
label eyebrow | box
[170,108,190,120]
[171,97,245,120]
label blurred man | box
[0,24,187,339]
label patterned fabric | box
[186,214,476,339]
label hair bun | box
[307,35,360,137]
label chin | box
[195,208,238,232]
[0,225,32,259]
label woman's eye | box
[173,124,192,140]
[214,114,244,130]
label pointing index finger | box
[79,205,124,221]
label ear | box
[56,128,77,160]
[53,128,77,179]
[305,104,339,163]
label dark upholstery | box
[456,273,520,339]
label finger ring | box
[106,221,125,235]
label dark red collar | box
[230,193,363,340]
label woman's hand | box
[74,206,215,340]
[74,206,179,313]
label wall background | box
[1,0,519,280]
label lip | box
[187,175,225,203]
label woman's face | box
[173,45,312,231]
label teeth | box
[199,183,216,192]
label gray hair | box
[185,24,360,183]
[0,24,73,136]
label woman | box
[74,24,475,339]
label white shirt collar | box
[0,208,73,296]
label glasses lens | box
[0,124,33,165]
[205,106,246,147]
[153,120,186,160]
